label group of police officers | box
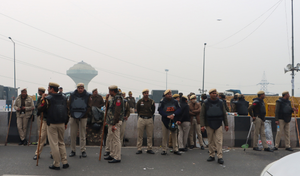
[13,82,296,169]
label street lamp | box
[8,37,16,89]
[200,43,207,94]
[165,69,169,90]
[284,0,297,96]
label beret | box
[172,94,179,98]
[109,85,118,89]
[92,88,97,92]
[190,95,196,100]
[209,89,217,94]
[38,87,46,91]
[142,89,149,93]
[77,83,84,87]
[164,89,171,95]
[257,90,265,95]
[49,82,59,88]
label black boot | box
[207,156,215,162]
[147,150,155,154]
[69,151,76,157]
[19,140,24,145]
[173,151,181,155]
[23,140,27,146]
[286,148,293,151]
[201,146,205,150]
[218,158,224,164]
[104,152,110,156]
[136,150,142,154]
[82,151,87,158]
[253,147,261,151]
[104,156,114,160]
[264,148,274,152]
[63,163,69,169]
[49,165,60,170]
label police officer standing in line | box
[69,83,92,158]
[33,87,51,160]
[168,94,180,148]
[248,91,273,152]
[158,89,181,155]
[126,91,136,113]
[178,96,191,151]
[189,95,205,150]
[14,88,35,145]
[121,92,130,146]
[136,89,156,154]
[104,85,124,163]
[230,93,239,112]
[38,82,69,170]
[273,91,295,151]
[233,94,249,115]
[91,88,105,123]
[200,89,228,164]
[218,93,229,112]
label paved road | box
[0,145,298,176]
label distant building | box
[67,61,98,91]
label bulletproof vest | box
[205,98,224,130]
[278,98,292,123]
[162,98,177,116]
[70,90,89,119]
[253,99,266,121]
[236,99,249,115]
[45,93,68,125]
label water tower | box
[67,61,98,91]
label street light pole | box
[202,43,207,93]
[291,0,295,96]
[8,37,16,89]
[165,69,169,90]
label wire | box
[209,0,283,48]
[210,1,283,49]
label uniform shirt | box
[106,94,124,125]
[126,97,136,108]
[248,98,266,120]
[91,94,105,109]
[13,94,34,117]
[136,97,155,117]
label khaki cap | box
[182,95,188,100]
[92,88,97,92]
[235,93,240,96]
[282,91,289,95]
[38,87,45,91]
[122,92,126,94]
[190,95,196,100]
[128,91,132,94]
[164,89,171,95]
[238,94,244,98]
[21,88,27,92]
[172,94,179,98]
[209,89,217,94]
[257,90,265,95]
[77,83,84,87]
[49,82,59,88]
[142,89,149,93]
[109,85,118,89]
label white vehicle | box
[261,151,299,176]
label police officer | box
[58,87,63,94]
[234,94,249,115]
[273,91,295,151]
[200,89,228,164]
[104,85,124,163]
[69,83,91,158]
[189,95,205,150]
[38,82,69,170]
[248,91,273,152]
[173,94,180,102]
[230,93,239,112]
[200,94,207,106]
[168,94,180,147]
[218,93,229,112]
[91,88,105,123]
[126,91,136,113]
[120,92,130,146]
[136,89,155,154]
[36,87,46,140]
[33,87,51,160]
[13,88,34,145]
[178,96,191,151]
[158,89,181,155]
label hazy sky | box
[1,0,299,97]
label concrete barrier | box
[1,111,299,148]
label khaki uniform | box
[162,122,178,152]
[200,100,228,159]
[14,95,34,141]
[188,102,204,147]
[106,93,124,160]
[68,94,92,153]
[38,96,69,167]
[136,98,155,151]
[178,122,190,149]
[126,96,136,113]
[47,123,68,167]
[120,101,130,146]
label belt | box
[140,116,152,119]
